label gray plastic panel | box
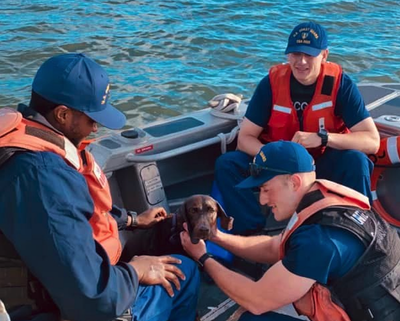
[144,117,204,137]
[358,85,395,105]
[370,97,400,118]
[98,139,121,149]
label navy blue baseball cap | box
[236,141,315,189]
[32,53,126,130]
[285,22,328,57]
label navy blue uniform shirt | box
[0,151,139,321]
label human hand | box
[0,300,10,321]
[129,255,185,297]
[209,227,223,242]
[291,131,322,148]
[137,207,169,228]
[180,223,207,261]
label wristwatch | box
[317,128,329,147]
[197,253,213,269]
[127,211,138,227]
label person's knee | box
[215,151,250,174]
[216,151,239,171]
[171,255,199,283]
[340,150,373,175]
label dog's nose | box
[199,226,210,233]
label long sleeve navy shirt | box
[0,150,139,321]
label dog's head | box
[177,194,234,244]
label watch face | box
[319,128,327,135]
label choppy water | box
[1,0,399,134]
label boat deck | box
[87,83,400,321]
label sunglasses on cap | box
[249,163,292,177]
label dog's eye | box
[189,208,198,214]
[207,206,216,213]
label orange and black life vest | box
[279,179,400,321]
[260,62,349,157]
[0,108,121,265]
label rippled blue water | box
[0,0,399,132]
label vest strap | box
[321,75,335,96]
[0,147,25,169]
[25,126,65,150]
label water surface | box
[1,0,399,134]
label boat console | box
[88,106,241,214]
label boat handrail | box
[367,91,400,111]
[125,129,239,163]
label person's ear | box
[53,105,70,125]
[322,49,329,62]
[290,174,302,191]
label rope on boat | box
[208,93,247,154]
[217,127,239,154]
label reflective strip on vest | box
[387,136,400,164]
[272,105,292,114]
[312,101,333,111]
[64,137,80,170]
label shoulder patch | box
[348,210,369,226]
[93,160,107,188]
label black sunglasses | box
[249,163,292,177]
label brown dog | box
[119,195,234,259]
[177,194,234,244]
[149,194,234,256]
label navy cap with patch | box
[285,22,328,57]
[236,141,316,189]
[32,53,126,130]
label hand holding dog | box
[180,222,207,261]
[129,255,185,297]
[137,207,169,228]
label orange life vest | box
[279,179,370,321]
[0,108,121,265]
[369,136,400,226]
[260,62,349,157]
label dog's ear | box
[215,200,234,231]
[175,202,187,226]
[175,202,183,218]
[177,198,200,244]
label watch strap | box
[197,253,213,268]
[318,129,328,147]
[128,211,138,227]
[321,134,328,147]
